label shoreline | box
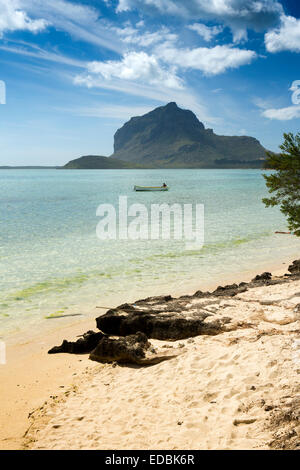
[3,250,296,346]
[0,257,299,450]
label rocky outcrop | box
[27,265,300,451]
[89,332,151,364]
[210,283,248,297]
[288,260,300,274]
[252,272,272,282]
[48,261,300,362]
[95,301,233,340]
[48,331,104,354]
[95,271,299,341]
[89,332,177,365]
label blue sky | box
[0,0,300,165]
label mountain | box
[63,155,142,169]
[111,102,267,168]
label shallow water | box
[1,169,299,336]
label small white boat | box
[134,185,169,192]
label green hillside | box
[64,155,142,169]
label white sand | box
[25,278,300,450]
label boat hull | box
[134,186,169,192]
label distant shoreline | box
[0,166,61,169]
[1,166,268,170]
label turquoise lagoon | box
[1,169,299,336]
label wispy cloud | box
[262,105,300,120]
[74,72,218,125]
[21,0,124,53]
[0,40,87,68]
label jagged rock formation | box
[48,331,104,354]
[288,260,300,274]
[48,262,300,365]
[89,332,150,364]
[89,332,177,365]
[111,102,267,168]
[95,299,233,340]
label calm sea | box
[1,169,299,336]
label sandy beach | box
[1,260,299,451]
[2,0,300,452]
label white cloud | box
[136,20,145,28]
[117,0,283,42]
[113,25,177,48]
[156,44,256,75]
[21,0,124,53]
[262,105,300,120]
[117,0,184,15]
[188,23,223,42]
[0,0,47,36]
[265,15,300,53]
[86,51,184,89]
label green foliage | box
[263,132,300,236]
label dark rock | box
[89,332,149,364]
[193,290,210,298]
[265,405,274,412]
[96,302,231,340]
[179,294,194,300]
[212,283,247,297]
[90,332,179,365]
[48,330,104,354]
[213,283,238,292]
[288,260,300,274]
[134,295,174,305]
[252,272,272,282]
